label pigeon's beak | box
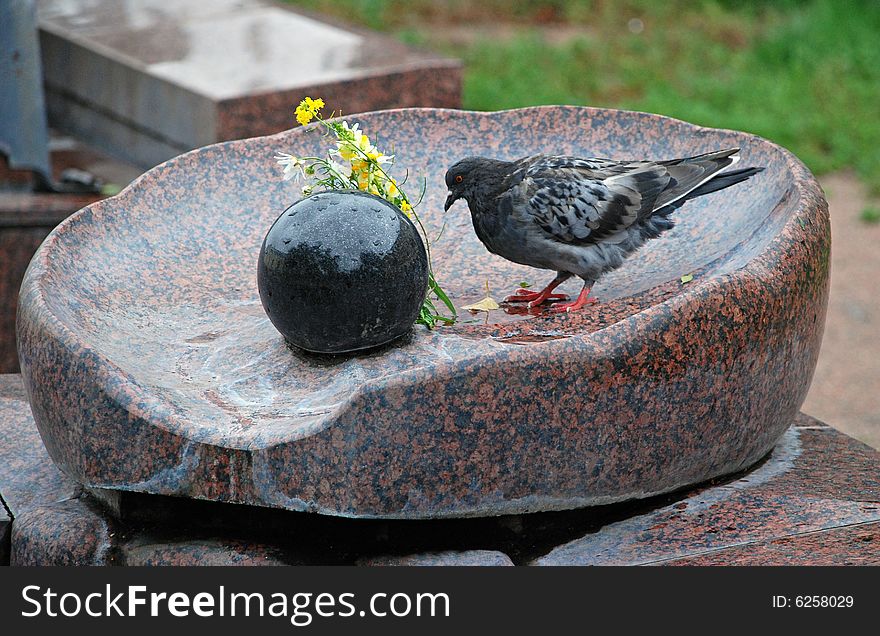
[444,190,460,212]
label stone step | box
[37,0,461,168]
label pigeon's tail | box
[652,148,763,216]
[687,166,765,199]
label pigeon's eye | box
[454,175,463,184]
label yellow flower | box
[304,97,324,111]
[357,172,370,191]
[400,199,412,213]
[294,96,324,126]
[358,133,372,152]
[386,178,398,197]
[295,105,313,126]
[371,151,393,166]
[336,142,357,161]
[350,159,368,173]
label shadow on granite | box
[17,107,829,519]
[3,375,879,566]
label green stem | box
[306,114,456,326]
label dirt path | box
[803,172,880,448]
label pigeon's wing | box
[513,156,673,245]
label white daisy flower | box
[275,152,305,182]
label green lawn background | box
[286,0,880,194]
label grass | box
[285,0,880,192]
[860,207,880,224]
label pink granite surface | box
[3,375,878,565]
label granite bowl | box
[17,107,829,519]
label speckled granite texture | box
[0,196,102,373]
[122,539,289,567]
[1,136,142,373]
[357,551,515,567]
[0,374,113,565]
[17,107,830,519]
[3,375,879,565]
[0,376,79,515]
[531,418,880,565]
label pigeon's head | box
[444,156,490,211]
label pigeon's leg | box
[550,281,597,313]
[503,272,571,307]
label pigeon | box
[444,148,763,312]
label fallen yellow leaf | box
[463,296,500,313]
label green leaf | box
[100,183,122,196]
[519,281,532,288]
[680,274,694,284]
[429,274,457,318]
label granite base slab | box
[37,0,462,168]
[530,419,880,565]
[357,551,515,567]
[2,374,879,566]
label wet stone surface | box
[258,191,428,354]
[3,375,880,565]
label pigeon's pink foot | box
[550,287,597,313]
[503,276,570,308]
[503,287,569,307]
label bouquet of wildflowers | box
[275,97,456,328]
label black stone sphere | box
[258,190,429,354]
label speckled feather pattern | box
[16,107,829,518]
[452,150,742,283]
